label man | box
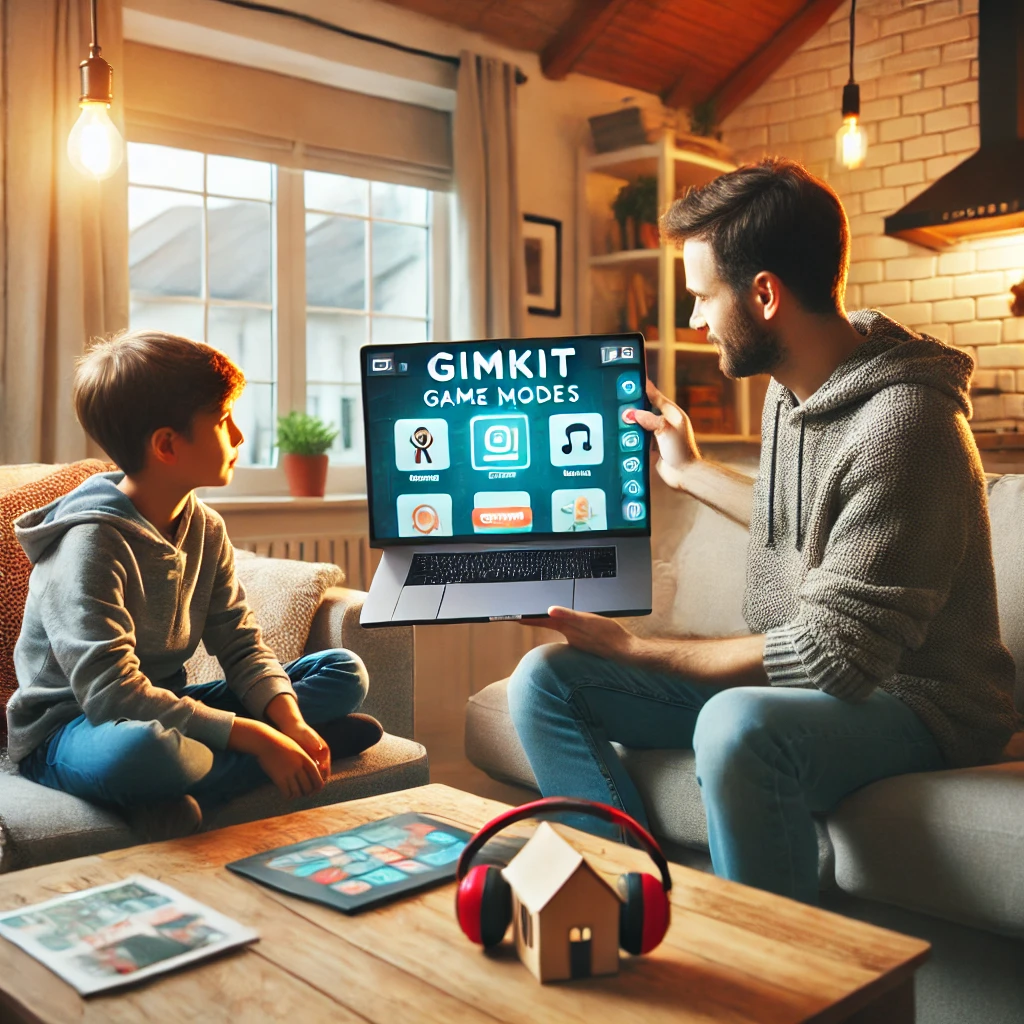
[507,158,1017,904]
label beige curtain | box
[450,51,522,341]
[0,0,128,465]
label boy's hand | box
[264,693,330,779]
[228,718,324,799]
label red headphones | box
[455,797,672,956]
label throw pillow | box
[0,460,116,746]
[184,549,345,686]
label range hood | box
[885,0,1024,249]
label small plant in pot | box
[612,175,660,249]
[276,411,338,497]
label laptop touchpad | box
[439,581,573,620]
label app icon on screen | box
[551,488,607,532]
[621,455,642,474]
[622,499,647,522]
[396,493,453,537]
[548,413,604,467]
[622,478,645,497]
[472,491,533,532]
[601,344,639,365]
[618,404,639,427]
[619,429,643,452]
[394,419,450,472]
[470,415,530,471]
[368,354,395,375]
[616,372,642,400]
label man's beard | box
[708,303,785,378]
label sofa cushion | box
[184,550,344,685]
[0,735,428,872]
[0,460,116,745]
[828,761,1024,939]
[988,474,1024,712]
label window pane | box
[371,182,428,224]
[306,214,365,310]
[127,142,203,191]
[207,155,272,201]
[372,222,427,316]
[371,317,427,344]
[232,382,275,467]
[129,299,204,340]
[307,383,363,464]
[305,171,368,215]
[129,187,203,297]
[208,198,272,303]
[307,312,365,382]
[209,306,274,382]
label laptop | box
[359,333,652,626]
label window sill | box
[202,493,367,513]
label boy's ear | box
[149,427,179,466]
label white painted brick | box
[974,344,1024,368]
[883,48,942,75]
[917,322,952,342]
[903,180,931,203]
[769,123,790,145]
[846,283,863,308]
[944,80,977,105]
[945,125,980,153]
[942,39,978,63]
[923,60,972,87]
[768,100,796,124]
[881,8,924,36]
[864,280,912,305]
[859,35,904,64]
[985,242,1024,271]
[954,273,1008,297]
[885,256,937,280]
[933,298,976,322]
[883,161,926,187]
[998,370,1017,392]
[854,234,913,260]
[977,294,1014,320]
[970,370,999,390]
[847,167,883,193]
[961,0,979,14]
[924,105,970,134]
[754,78,797,104]
[912,277,954,301]
[925,0,962,24]
[884,303,933,325]
[1003,319,1024,342]
[904,20,972,53]
[790,114,836,142]
[792,91,842,119]
[725,104,769,130]
[953,320,1002,346]
[864,141,903,168]
[785,43,851,78]
[803,137,836,163]
[902,134,943,161]
[1017,370,1024,391]
[938,250,976,275]
[862,97,902,122]
[796,71,831,96]
[723,126,769,150]
[926,153,968,179]
[879,115,923,142]
[843,192,864,217]
[972,394,1003,419]
[863,187,906,213]
[849,261,884,284]
[901,88,944,115]
[877,72,924,98]
[1002,394,1024,419]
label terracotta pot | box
[639,221,660,248]
[282,453,329,497]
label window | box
[126,142,437,483]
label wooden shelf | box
[586,138,735,182]
[675,342,718,353]
[589,249,661,266]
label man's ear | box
[149,427,178,466]
[751,271,782,321]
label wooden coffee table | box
[0,784,927,1023]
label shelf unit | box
[578,132,766,443]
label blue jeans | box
[19,649,368,812]
[506,643,944,904]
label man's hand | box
[632,379,701,490]
[525,606,639,661]
[265,693,330,779]
[228,718,325,799]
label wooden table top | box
[0,784,928,1024]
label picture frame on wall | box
[522,214,562,318]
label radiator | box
[236,533,381,591]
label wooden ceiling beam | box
[663,0,846,116]
[541,0,632,80]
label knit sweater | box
[747,309,1018,768]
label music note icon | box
[549,413,604,467]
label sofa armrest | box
[304,587,414,739]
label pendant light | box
[835,0,868,170]
[66,0,124,180]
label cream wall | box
[719,0,1024,431]
[123,0,672,340]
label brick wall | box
[720,0,1024,433]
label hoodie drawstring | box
[766,400,782,548]
[795,415,806,551]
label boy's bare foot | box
[127,795,203,842]
[316,714,384,761]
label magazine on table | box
[0,875,258,996]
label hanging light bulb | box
[67,0,124,180]
[835,0,868,170]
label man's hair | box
[661,158,850,316]
[74,330,245,475]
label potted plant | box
[612,175,660,250]
[276,411,338,497]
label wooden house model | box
[500,822,622,983]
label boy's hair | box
[74,330,245,475]
[661,157,850,316]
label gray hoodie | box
[752,309,1018,768]
[7,472,295,764]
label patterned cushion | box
[0,461,116,746]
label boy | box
[7,330,382,840]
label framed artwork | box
[522,214,562,318]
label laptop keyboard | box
[405,547,617,586]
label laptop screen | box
[361,334,650,546]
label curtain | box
[450,51,522,341]
[0,0,128,465]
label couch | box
[466,473,1024,943]
[0,462,428,872]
